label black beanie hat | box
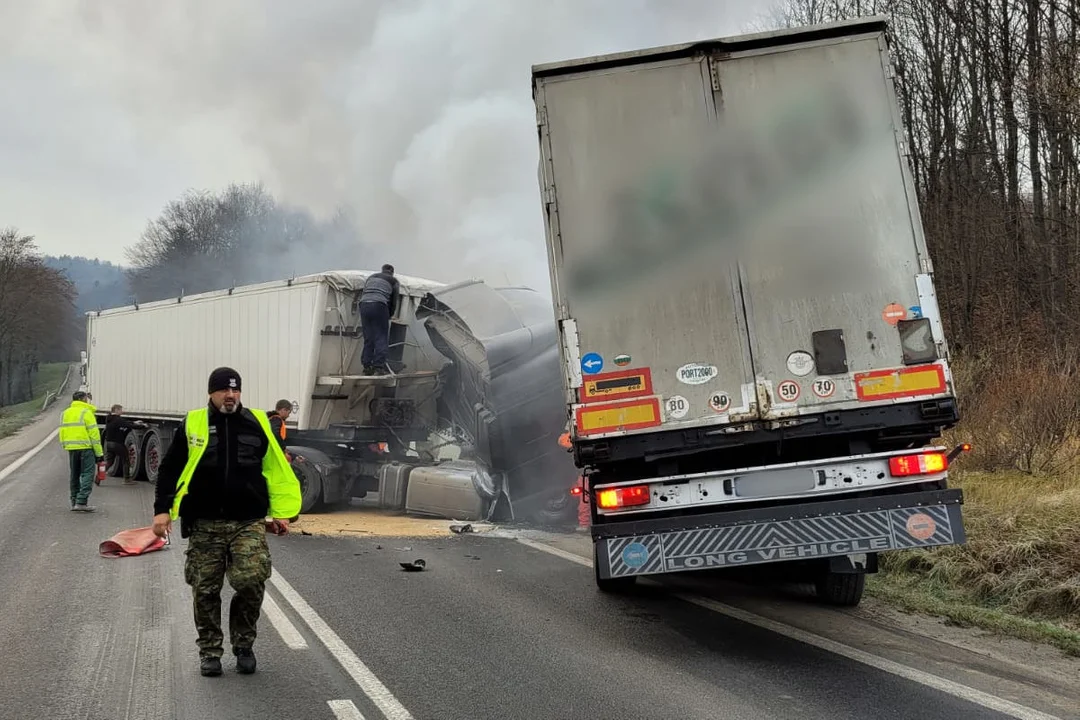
[208,367,242,394]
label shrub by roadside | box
[870,471,1080,655]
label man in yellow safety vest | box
[59,391,103,512]
[151,367,301,678]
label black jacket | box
[153,402,272,522]
[267,413,288,452]
[103,414,133,444]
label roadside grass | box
[0,363,71,440]
[869,470,1080,655]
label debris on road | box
[99,526,168,558]
[450,523,473,534]
[400,559,427,572]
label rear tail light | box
[889,452,948,477]
[596,484,651,510]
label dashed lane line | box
[263,592,309,650]
[328,699,367,720]
[270,568,414,720]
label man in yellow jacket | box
[151,367,301,678]
[59,391,103,512]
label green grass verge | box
[870,470,1080,655]
[867,573,1080,656]
[0,363,71,440]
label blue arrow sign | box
[581,352,604,375]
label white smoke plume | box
[0,0,770,293]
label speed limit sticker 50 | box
[777,380,801,403]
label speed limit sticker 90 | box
[812,378,836,399]
[777,380,801,403]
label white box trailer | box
[84,271,443,431]
[532,17,967,603]
[83,271,580,524]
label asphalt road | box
[0,411,1076,720]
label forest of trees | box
[124,182,367,302]
[768,0,1080,469]
[0,230,77,406]
[44,256,129,316]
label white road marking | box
[270,569,414,720]
[262,593,308,649]
[517,538,1063,720]
[0,428,59,485]
[517,537,591,567]
[328,699,367,720]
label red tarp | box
[99,526,168,558]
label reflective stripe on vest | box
[169,407,302,521]
[59,403,102,454]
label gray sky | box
[0,0,771,291]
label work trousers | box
[183,519,272,659]
[68,449,96,506]
[360,301,390,369]
[105,441,128,480]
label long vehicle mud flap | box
[593,489,964,580]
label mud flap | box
[594,492,964,580]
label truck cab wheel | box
[293,458,325,514]
[815,571,866,607]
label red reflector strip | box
[596,484,651,510]
[888,452,948,477]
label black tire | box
[143,430,163,486]
[293,458,324,514]
[815,572,866,607]
[593,543,637,593]
[528,489,577,528]
[124,431,146,482]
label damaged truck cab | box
[532,17,966,605]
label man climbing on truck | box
[359,264,399,376]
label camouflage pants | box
[183,519,272,659]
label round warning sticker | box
[812,377,836,399]
[905,512,937,541]
[665,395,690,419]
[882,303,907,326]
[708,391,731,413]
[622,542,649,568]
[786,351,815,377]
[777,380,801,403]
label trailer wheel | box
[124,431,146,482]
[143,430,163,486]
[593,543,636,593]
[815,571,866,607]
[293,458,324,514]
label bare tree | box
[0,229,77,406]
[125,183,368,302]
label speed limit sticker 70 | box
[812,378,836,399]
[777,380,800,403]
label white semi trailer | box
[533,17,968,604]
[82,271,578,524]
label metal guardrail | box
[41,364,73,411]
